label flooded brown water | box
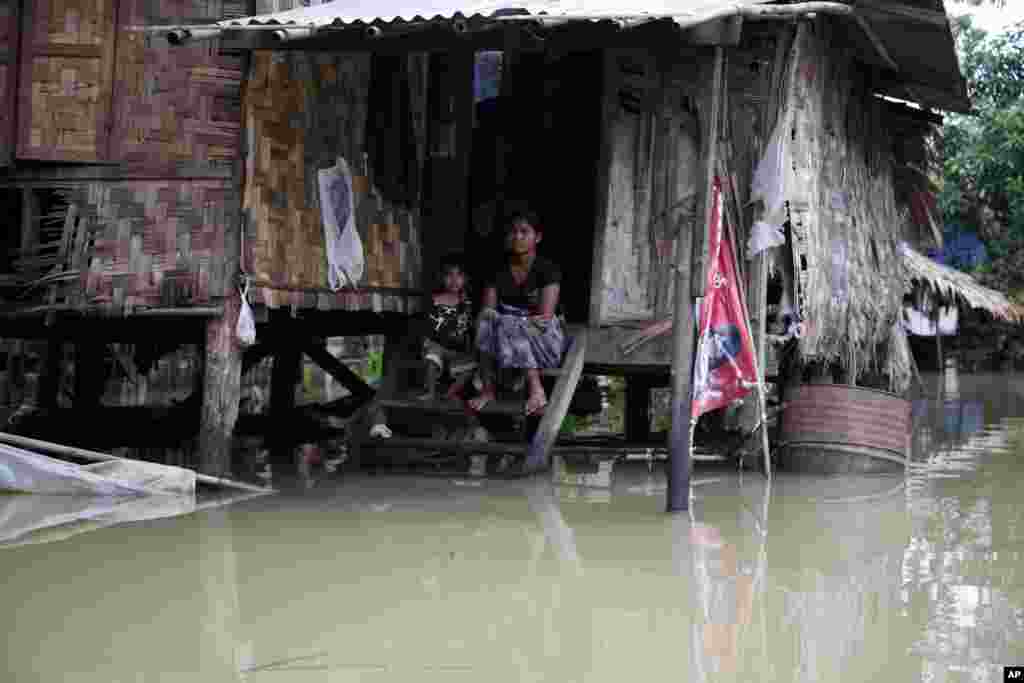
[2,372,1023,682]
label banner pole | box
[724,204,772,478]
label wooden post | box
[197,293,244,477]
[74,339,106,408]
[668,46,725,513]
[625,375,653,443]
[268,311,301,473]
[37,336,62,410]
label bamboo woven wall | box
[110,0,247,176]
[243,51,424,312]
[16,0,117,162]
[80,180,238,309]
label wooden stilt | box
[625,375,653,443]
[268,326,301,474]
[74,340,106,408]
[669,46,725,513]
[196,292,244,477]
[37,336,62,410]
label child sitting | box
[419,253,476,401]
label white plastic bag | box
[236,283,256,347]
[318,157,365,290]
[751,120,789,225]
[747,220,786,258]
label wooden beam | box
[303,342,375,402]
[669,46,724,513]
[526,327,589,471]
[851,0,949,27]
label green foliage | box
[941,16,1024,297]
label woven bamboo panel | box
[243,51,424,309]
[16,0,116,161]
[73,179,238,312]
[25,56,104,155]
[111,0,245,175]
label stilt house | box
[0,0,971,474]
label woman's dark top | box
[485,255,562,315]
[427,297,473,350]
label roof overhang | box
[133,0,970,113]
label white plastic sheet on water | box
[0,444,196,497]
[0,493,196,548]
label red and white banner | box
[692,177,758,419]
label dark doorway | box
[466,49,604,324]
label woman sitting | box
[469,210,565,417]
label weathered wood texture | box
[0,0,16,166]
[592,49,702,324]
[110,0,247,176]
[242,51,424,313]
[198,289,243,476]
[16,0,117,161]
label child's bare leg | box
[468,353,497,412]
[418,359,442,401]
[525,368,547,416]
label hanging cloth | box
[318,157,365,290]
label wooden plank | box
[378,396,523,417]
[363,436,526,456]
[525,327,588,471]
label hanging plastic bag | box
[747,220,786,258]
[751,120,789,225]
[318,157,365,290]
[236,281,256,347]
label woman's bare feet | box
[525,369,547,416]
[525,388,548,416]
[468,386,496,413]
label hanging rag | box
[746,221,786,258]
[750,120,789,226]
[318,157,365,290]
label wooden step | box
[363,436,527,456]
[377,396,525,417]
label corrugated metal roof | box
[217,0,771,27]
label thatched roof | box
[900,242,1023,322]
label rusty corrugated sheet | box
[780,384,912,457]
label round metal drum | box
[779,384,911,474]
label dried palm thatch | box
[782,20,907,382]
[900,243,1023,322]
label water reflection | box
[2,373,1023,681]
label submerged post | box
[197,202,243,477]
[668,46,725,513]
